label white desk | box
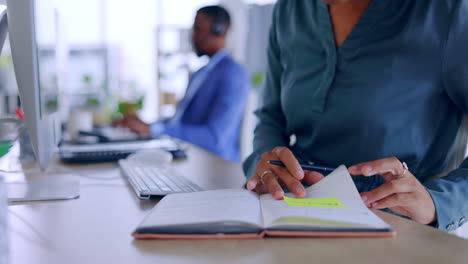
[4,144,468,264]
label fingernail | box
[275,190,284,199]
[363,165,373,174]
[247,181,255,190]
[361,195,367,203]
[295,187,304,196]
[296,170,304,179]
[372,202,378,208]
[349,166,356,171]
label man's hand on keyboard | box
[113,114,150,136]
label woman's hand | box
[246,147,324,200]
[349,157,436,225]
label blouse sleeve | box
[424,0,468,231]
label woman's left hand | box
[348,157,436,225]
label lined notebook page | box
[137,189,263,229]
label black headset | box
[211,22,226,36]
[210,8,228,36]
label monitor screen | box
[3,0,79,203]
[7,0,63,169]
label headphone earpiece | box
[210,7,227,36]
[211,22,225,36]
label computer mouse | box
[126,149,173,165]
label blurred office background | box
[0,0,276,160]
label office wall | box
[39,0,159,122]
[239,3,275,161]
[219,0,248,64]
[104,0,158,121]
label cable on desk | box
[69,169,122,181]
[76,174,121,181]
[45,165,123,181]
[80,183,126,188]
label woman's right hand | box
[246,147,325,200]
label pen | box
[267,160,336,173]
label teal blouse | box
[243,0,468,231]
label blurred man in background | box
[117,5,249,162]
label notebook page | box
[137,189,263,230]
[261,165,391,229]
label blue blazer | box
[162,54,249,162]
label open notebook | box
[133,165,395,239]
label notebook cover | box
[132,229,396,239]
[265,230,396,238]
[132,231,265,240]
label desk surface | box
[4,144,468,264]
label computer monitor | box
[1,0,79,202]
[6,0,61,170]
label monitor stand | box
[0,138,80,203]
[7,180,79,203]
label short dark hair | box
[197,5,231,31]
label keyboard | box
[93,126,147,142]
[119,159,203,199]
[59,138,187,163]
[78,126,151,143]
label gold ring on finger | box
[260,170,273,185]
[396,161,408,179]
